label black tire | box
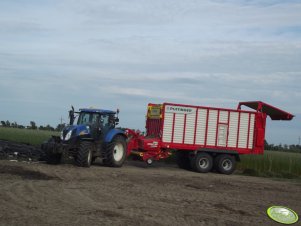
[214,154,236,175]
[191,152,213,173]
[45,153,62,164]
[103,135,126,167]
[75,142,93,167]
[176,151,191,170]
[42,138,62,164]
[91,156,97,164]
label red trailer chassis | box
[126,101,293,174]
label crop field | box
[0,127,59,146]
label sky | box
[0,0,300,145]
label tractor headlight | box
[65,130,73,141]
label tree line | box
[264,140,301,153]
[1,120,65,132]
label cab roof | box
[79,108,116,114]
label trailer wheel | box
[103,135,126,167]
[146,158,153,165]
[215,154,236,175]
[176,151,191,170]
[191,152,213,173]
[75,142,93,167]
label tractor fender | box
[104,129,126,143]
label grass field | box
[237,150,301,179]
[0,127,59,146]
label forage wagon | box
[126,101,294,174]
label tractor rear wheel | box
[176,151,191,170]
[214,154,236,175]
[103,135,126,167]
[75,142,93,167]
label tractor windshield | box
[77,112,114,128]
[77,112,100,125]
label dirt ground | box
[0,160,300,226]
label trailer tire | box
[75,142,93,167]
[103,135,126,167]
[191,152,213,173]
[176,151,191,170]
[215,154,236,175]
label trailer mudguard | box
[104,129,126,143]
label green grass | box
[237,150,301,179]
[0,127,59,146]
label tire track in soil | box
[0,163,161,225]
[79,169,235,225]
[0,160,300,226]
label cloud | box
[0,0,300,144]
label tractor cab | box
[77,109,118,128]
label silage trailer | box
[126,101,294,174]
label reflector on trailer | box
[237,101,294,120]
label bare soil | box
[0,160,300,226]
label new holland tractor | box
[41,106,127,167]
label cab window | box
[100,114,110,127]
[77,112,100,125]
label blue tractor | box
[41,106,127,167]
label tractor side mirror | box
[115,109,120,126]
[69,105,75,125]
[115,117,119,126]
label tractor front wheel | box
[42,138,62,164]
[45,153,62,164]
[75,142,93,167]
[103,135,126,167]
